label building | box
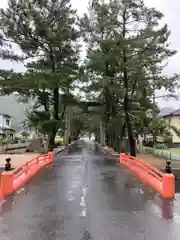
[0,113,15,139]
[160,108,180,147]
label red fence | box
[0,152,53,198]
[120,153,175,199]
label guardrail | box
[0,152,53,198]
[120,153,175,199]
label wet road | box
[0,140,180,239]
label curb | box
[53,142,75,156]
[96,143,119,162]
[53,146,67,156]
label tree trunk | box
[48,48,60,150]
[49,87,59,149]
[120,122,126,152]
[123,65,136,156]
[48,129,57,151]
[126,113,136,156]
[115,130,121,152]
[121,7,136,157]
[100,120,106,146]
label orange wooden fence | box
[0,152,53,198]
[120,153,175,199]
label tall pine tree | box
[80,0,178,155]
[0,0,80,149]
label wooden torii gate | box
[64,101,105,144]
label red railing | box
[0,152,53,198]
[120,153,175,199]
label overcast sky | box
[1,0,180,109]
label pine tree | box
[0,0,80,149]
[80,0,178,155]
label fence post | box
[1,171,14,197]
[5,157,12,171]
[165,159,172,174]
[170,152,172,161]
[162,173,175,199]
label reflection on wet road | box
[0,140,180,239]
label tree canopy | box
[0,0,80,149]
[0,0,179,153]
[78,0,179,155]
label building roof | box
[159,107,180,117]
[0,113,11,118]
[158,107,175,117]
[0,126,15,131]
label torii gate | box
[64,101,105,144]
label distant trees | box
[21,131,30,139]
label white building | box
[0,113,14,139]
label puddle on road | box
[0,196,15,215]
[80,184,88,217]
[16,188,25,194]
[64,152,89,219]
[67,190,75,201]
[71,180,81,189]
[66,163,85,204]
[80,228,92,240]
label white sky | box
[1,0,180,108]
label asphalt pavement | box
[0,140,180,239]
